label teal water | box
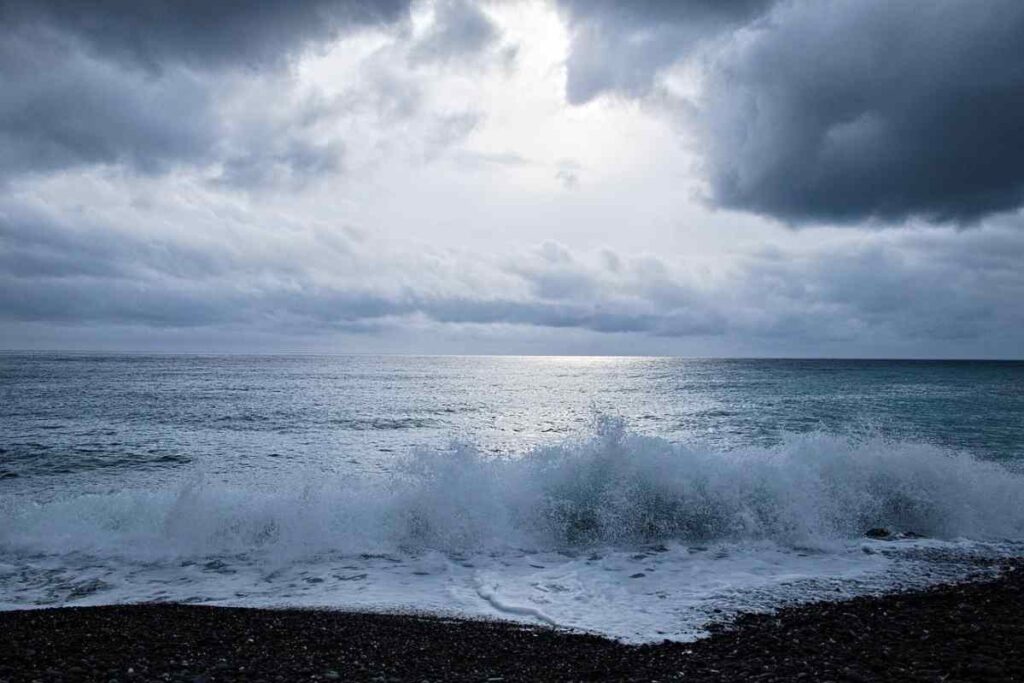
[2,355,1021,489]
[1,354,1022,640]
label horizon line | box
[1,349,1021,362]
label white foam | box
[1,539,1014,642]
[2,420,1023,641]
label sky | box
[1,0,1022,358]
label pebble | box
[0,560,1021,681]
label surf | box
[2,417,1023,559]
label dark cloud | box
[1,0,1021,357]
[0,0,411,183]
[0,27,218,178]
[702,0,1024,225]
[0,0,410,72]
[560,0,1024,225]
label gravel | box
[2,561,1022,681]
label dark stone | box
[865,528,892,539]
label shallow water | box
[1,354,1022,640]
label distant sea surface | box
[2,354,1023,641]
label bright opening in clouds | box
[1,0,1022,357]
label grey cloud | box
[0,0,412,183]
[346,63,424,123]
[409,0,498,65]
[217,138,345,190]
[0,201,721,337]
[701,0,1024,225]
[557,0,773,104]
[0,276,242,327]
[453,150,533,169]
[554,160,581,190]
[559,0,1024,225]
[0,28,218,178]
[555,169,579,190]
[509,242,598,301]
[423,112,481,160]
[0,0,498,187]
[737,230,1024,344]
[1,177,1022,355]
[214,93,348,189]
[0,0,411,72]
[0,205,233,281]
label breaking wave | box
[2,418,1023,560]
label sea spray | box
[2,419,1023,561]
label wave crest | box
[3,418,1023,559]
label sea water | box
[1,354,1022,641]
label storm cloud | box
[560,0,1024,225]
[0,0,411,71]
[0,1,1021,356]
[0,0,413,182]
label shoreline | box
[2,561,1021,682]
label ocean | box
[1,354,1022,641]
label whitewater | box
[3,420,1023,641]
[1,355,1022,641]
